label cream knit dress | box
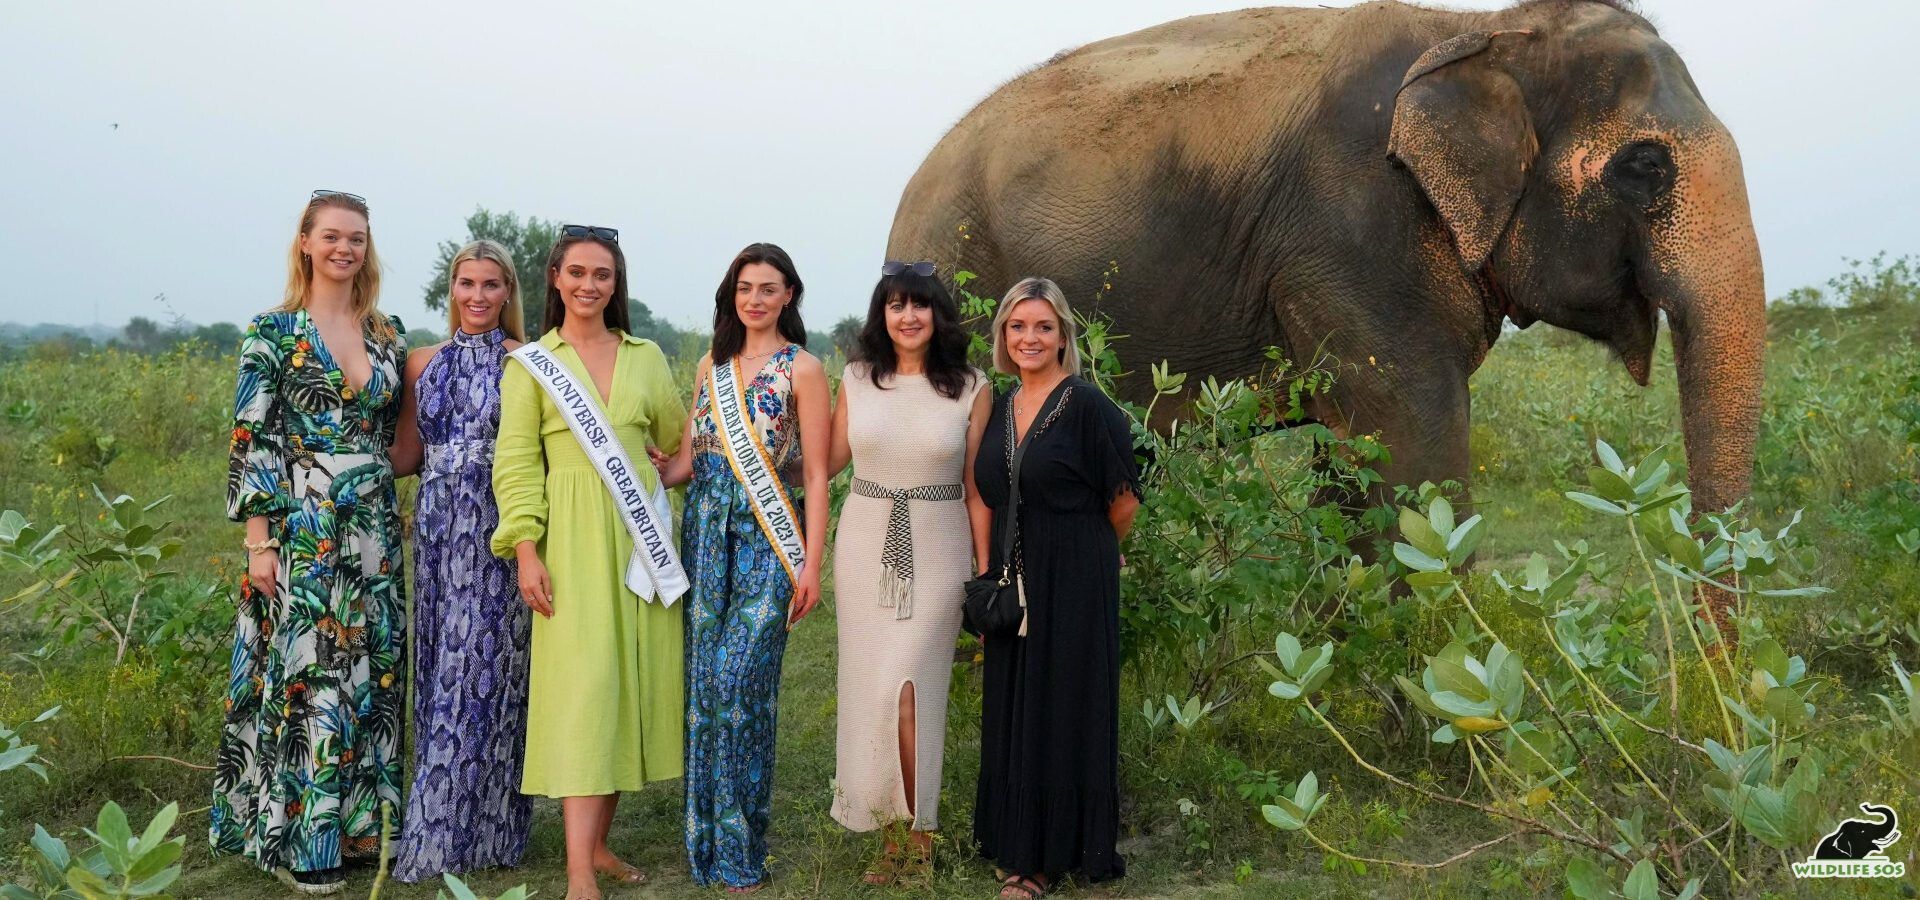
[831,362,985,832]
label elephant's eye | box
[1605,141,1676,205]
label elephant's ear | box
[1388,30,1538,272]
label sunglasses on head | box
[562,224,620,243]
[881,260,937,277]
[310,189,367,208]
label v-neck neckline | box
[562,333,622,408]
[300,309,377,398]
[1011,376,1073,447]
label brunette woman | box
[826,261,990,886]
[654,243,830,893]
[490,226,687,900]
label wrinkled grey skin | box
[888,0,1765,550]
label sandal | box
[862,852,900,886]
[725,882,765,894]
[594,860,648,884]
[997,874,1050,899]
[896,838,933,888]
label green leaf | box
[1564,492,1627,516]
[1394,675,1445,718]
[1427,496,1455,540]
[1293,771,1319,810]
[133,803,179,857]
[1446,515,1487,567]
[1398,506,1446,558]
[31,705,61,724]
[125,839,183,888]
[1594,439,1625,474]
[30,824,71,871]
[1764,686,1806,728]
[0,509,27,543]
[1261,801,1305,831]
[1268,680,1302,700]
[1588,467,1635,502]
[1565,857,1609,899]
[441,874,484,900]
[67,866,114,896]
[1429,691,1497,719]
[1427,656,1488,701]
[1274,632,1302,671]
[1621,860,1659,900]
[1751,639,1789,683]
[1392,542,1448,573]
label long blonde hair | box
[990,276,1081,375]
[444,240,525,341]
[278,193,393,339]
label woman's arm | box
[388,345,439,478]
[652,354,705,489]
[228,315,293,598]
[1108,492,1140,542]
[826,369,852,477]
[789,351,833,626]
[962,378,993,571]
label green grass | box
[3,264,1919,897]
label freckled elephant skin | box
[888,0,1767,537]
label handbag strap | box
[998,380,1071,583]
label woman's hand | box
[516,542,554,618]
[247,548,279,600]
[788,568,822,629]
[647,445,671,471]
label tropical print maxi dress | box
[683,344,803,889]
[394,326,530,882]
[212,310,409,874]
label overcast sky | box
[3,1,1913,333]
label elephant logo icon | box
[1813,803,1901,860]
[1794,803,1906,879]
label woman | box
[654,242,830,892]
[826,260,990,886]
[388,239,530,882]
[973,277,1141,900]
[490,226,687,900]
[212,190,408,896]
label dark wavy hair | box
[712,242,806,363]
[855,270,973,400]
[542,233,632,334]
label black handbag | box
[964,388,1053,637]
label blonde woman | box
[972,278,1140,900]
[213,190,409,896]
[389,240,531,881]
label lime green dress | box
[491,328,687,797]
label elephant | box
[1814,804,1901,860]
[887,0,1765,590]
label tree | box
[423,207,683,345]
[830,314,863,361]
[191,321,243,354]
[422,208,560,334]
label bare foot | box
[591,850,647,884]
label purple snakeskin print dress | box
[394,327,530,881]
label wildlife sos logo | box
[1791,802,1905,879]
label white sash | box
[509,343,687,606]
[710,355,806,586]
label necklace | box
[736,344,786,365]
[1013,374,1067,421]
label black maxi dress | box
[972,376,1141,881]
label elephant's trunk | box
[1649,125,1765,636]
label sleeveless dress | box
[491,329,688,797]
[972,376,1141,882]
[830,362,984,832]
[394,327,530,881]
[682,344,803,889]
[213,310,408,874]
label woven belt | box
[423,439,494,483]
[851,477,963,619]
